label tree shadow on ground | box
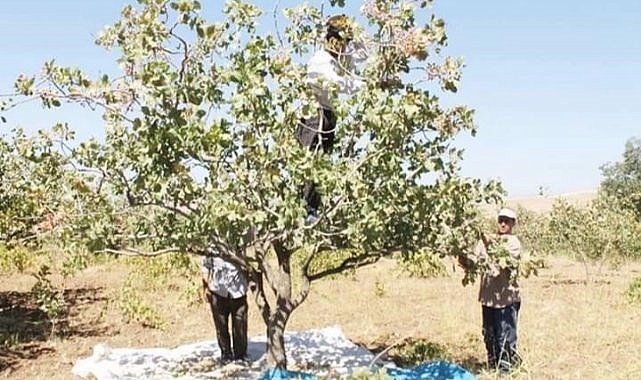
[0,287,109,372]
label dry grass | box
[2,252,641,379]
[293,256,641,380]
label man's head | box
[324,14,353,54]
[497,208,517,235]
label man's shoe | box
[231,356,251,366]
[219,353,233,365]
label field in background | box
[481,191,597,215]
[505,191,597,213]
[3,190,641,380]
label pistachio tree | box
[8,0,503,368]
[600,137,641,220]
[0,125,78,248]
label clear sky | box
[1,1,639,197]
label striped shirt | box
[201,256,248,299]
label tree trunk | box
[266,305,290,369]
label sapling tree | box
[6,0,503,368]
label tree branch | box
[98,247,181,257]
[272,0,284,47]
[307,250,388,282]
[251,269,272,325]
[258,253,280,299]
[290,243,327,310]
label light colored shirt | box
[474,234,522,308]
[202,256,248,299]
[306,47,366,110]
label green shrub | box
[118,278,166,329]
[127,252,199,291]
[625,277,641,304]
[31,265,66,336]
[61,249,89,277]
[517,197,641,267]
[341,368,391,380]
[112,253,201,328]
[392,338,449,366]
[0,245,33,274]
[179,279,203,306]
[374,278,386,297]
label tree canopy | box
[2,0,504,367]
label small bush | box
[131,252,196,279]
[392,338,449,366]
[374,278,385,297]
[179,279,203,307]
[61,250,89,277]
[341,368,391,380]
[0,245,33,274]
[0,332,21,348]
[118,278,166,329]
[31,265,66,336]
[625,277,641,304]
[126,252,199,291]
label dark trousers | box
[208,293,248,360]
[296,108,336,213]
[482,302,521,371]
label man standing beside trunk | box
[202,254,249,364]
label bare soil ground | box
[3,192,641,380]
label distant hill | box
[509,190,597,213]
[482,191,597,215]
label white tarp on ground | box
[71,326,376,379]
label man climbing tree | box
[296,14,367,224]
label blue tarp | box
[386,361,475,380]
[259,368,316,380]
[259,361,475,379]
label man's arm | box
[201,274,212,302]
[506,236,522,260]
[201,257,213,302]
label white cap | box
[498,207,517,221]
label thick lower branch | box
[251,269,272,325]
[98,247,180,257]
[307,250,388,281]
[290,274,311,311]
